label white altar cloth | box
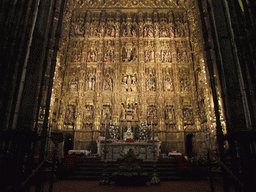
[97,142,161,161]
[68,150,91,155]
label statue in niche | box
[123,28,128,37]
[127,48,132,61]
[87,51,91,61]
[91,26,99,37]
[175,25,180,38]
[127,75,132,91]
[184,80,191,91]
[120,103,126,120]
[102,106,111,120]
[165,107,175,121]
[91,50,97,62]
[144,26,148,37]
[105,50,114,62]
[127,25,132,36]
[116,25,120,37]
[122,48,137,62]
[180,78,190,92]
[132,29,137,37]
[84,105,93,119]
[122,76,128,91]
[121,75,137,92]
[170,24,175,37]
[100,25,105,37]
[131,76,137,92]
[163,77,174,91]
[87,76,96,91]
[183,108,193,121]
[181,51,188,62]
[160,27,168,37]
[133,103,139,120]
[184,23,189,36]
[103,76,113,91]
[147,107,156,120]
[146,76,156,91]
[69,78,78,92]
[150,50,155,61]
[144,51,150,62]
[161,50,171,62]
[65,105,75,120]
[180,79,185,91]
[148,26,154,37]
[111,27,115,37]
[177,51,181,62]
[167,51,172,62]
[87,50,97,62]
[126,103,133,120]
[155,25,159,37]
[121,47,127,62]
[105,27,111,37]
[145,50,154,62]
[175,24,184,38]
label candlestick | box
[104,120,107,161]
[151,120,153,140]
[121,126,122,140]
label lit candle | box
[151,120,153,141]
[121,126,122,140]
[105,120,107,140]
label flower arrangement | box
[138,123,148,140]
[109,123,119,139]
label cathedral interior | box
[1,0,256,191]
[49,1,227,154]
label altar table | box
[97,142,161,161]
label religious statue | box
[103,77,113,91]
[87,51,91,61]
[120,103,126,120]
[169,24,175,37]
[132,29,137,37]
[105,50,113,62]
[183,108,193,121]
[144,26,148,37]
[167,108,175,121]
[123,122,134,140]
[148,26,154,37]
[131,76,137,92]
[146,76,156,91]
[155,25,159,37]
[181,51,188,62]
[163,77,174,91]
[87,76,95,91]
[111,27,115,37]
[116,25,120,37]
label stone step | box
[59,157,212,181]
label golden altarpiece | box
[49,0,226,154]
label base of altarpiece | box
[97,142,161,161]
